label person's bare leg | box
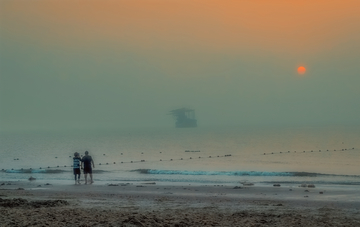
[90,173,93,184]
[84,173,88,184]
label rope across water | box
[1,153,233,172]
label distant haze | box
[1,0,359,132]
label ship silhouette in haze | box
[169,108,197,128]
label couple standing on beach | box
[73,151,95,185]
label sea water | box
[1,125,359,187]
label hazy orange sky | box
[2,0,359,52]
[1,0,360,131]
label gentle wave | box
[132,169,359,177]
[3,169,67,174]
[112,178,360,186]
[260,181,360,186]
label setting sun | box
[297,66,306,75]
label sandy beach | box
[1,180,360,226]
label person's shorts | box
[73,168,81,175]
[84,167,92,174]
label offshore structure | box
[169,108,197,128]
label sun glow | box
[297,66,306,75]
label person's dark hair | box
[85,151,89,155]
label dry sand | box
[1,180,360,226]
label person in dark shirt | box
[73,152,81,184]
[81,151,95,184]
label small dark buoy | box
[103,154,105,156]
[294,151,296,153]
[121,162,123,163]
[303,151,305,153]
[217,155,219,157]
[319,150,321,152]
[170,159,173,161]
[30,168,32,170]
[21,168,23,170]
[311,150,313,152]
[264,153,266,155]
[199,157,201,158]
[271,152,274,154]
[160,152,162,153]
[190,157,192,159]
[288,151,290,153]
[99,163,102,165]
[55,157,57,158]
[334,150,336,151]
[352,148,354,149]
[64,165,66,167]
[327,150,329,151]
[121,153,123,155]
[106,163,109,165]
[181,158,183,160]
[69,156,71,157]
[57,166,59,167]
[131,161,133,163]
[209,156,211,158]
[280,152,282,153]
[39,167,42,169]
[141,152,143,154]
[11,168,13,170]
[48,166,50,168]
[113,162,116,164]
[160,159,162,161]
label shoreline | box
[1,180,360,226]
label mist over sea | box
[1,125,359,186]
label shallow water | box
[1,125,359,186]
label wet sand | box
[1,180,360,226]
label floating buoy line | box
[2,154,233,172]
[262,147,356,155]
[3,147,356,172]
